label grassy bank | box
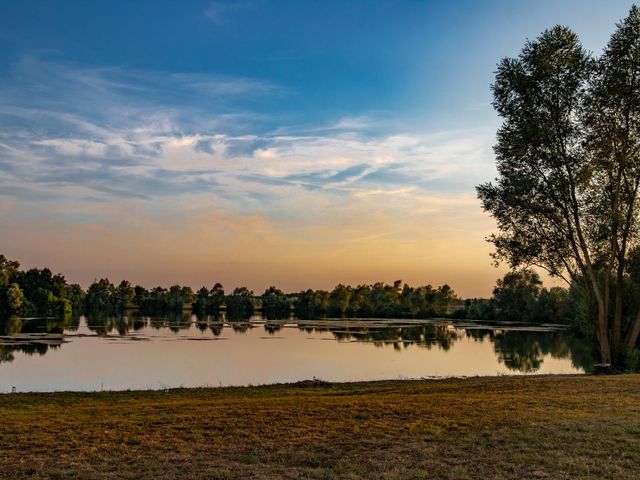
[1,375,639,479]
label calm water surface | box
[0,314,593,392]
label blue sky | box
[0,1,636,295]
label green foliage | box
[133,285,149,306]
[261,286,290,320]
[6,283,25,313]
[464,298,495,321]
[85,279,137,315]
[114,280,135,311]
[461,271,575,324]
[226,287,254,320]
[626,349,640,372]
[492,270,541,322]
[534,287,570,323]
[294,281,458,320]
[138,286,166,314]
[328,284,351,316]
[0,255,82,318]
[294,289,329,319]
[10,266,75,316]
[65,283,86,312]
[85,279,116,312]
[165,285,193,312]
[191,283,226,316]
[192,286,210,314]
[210,283,225,309]
[0,255,20,289]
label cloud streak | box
[204,1,257,25]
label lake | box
[0,313,593,392]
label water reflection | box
[264,321,286,335]
[465,328,594,373]
[0,314,79,336]
[0,314,79,364]
[0,314,594,376]
[308,324,460,351]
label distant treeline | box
[0,253,575,324]
[454,270,575,325]
[294,282,457,319]
[85,279,460,320]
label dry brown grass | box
[1,375,639,479]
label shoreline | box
[0,372,591,396]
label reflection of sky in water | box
[0,316,591,392]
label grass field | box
[1,375,639,479]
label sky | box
[0,0,636,297]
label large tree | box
[478,7,640,367]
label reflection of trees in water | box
[302,322,594,373]
[210,323,224,336]
[401,325,458,351]
[493,331,545,372]
[193,313,225,336]
[0,342,57,363]
[0,316,71,363]
[305,324,460,351]
[0,314,79,336]
[490,330,594,373]
[0,347,15,363]
[223,314,257,334]
[196,318,208,332]
[441,326,594,372]
[465,329,493,342]
[140,311,192,332]
[85,312,144,336]
[0,343,60,364]
[229,321,252,334]
[167,312,193,333]
[85,311,231,336]
[0,315,23,336]
[264,321,285,335]
[1,314,595,373]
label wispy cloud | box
[0,55,276,133]
[204,1,256,25]
[0,55,494,209]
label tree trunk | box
[588,268,611,365]
[626,309,640,352]
[612,268,624,363]
[592,284,612,365]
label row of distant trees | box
[1,254,461,320]
[83,279,460,320]
[0,253,584,325]
[294,281,457,319]
[457,270,575,324]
